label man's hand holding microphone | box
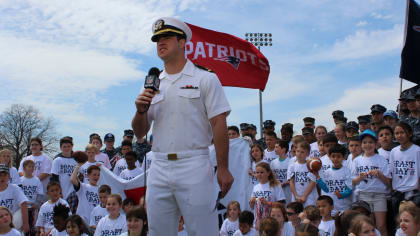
[135,67,161,114]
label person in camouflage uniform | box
[357,115,371,133]
[370,104,386,133]
[398,91,411,120]
[403,91,420,145]
[133,136,151,164]
[116,129,151,163]
[246,124,258,144]
[256,120,275,149]
[101,133,120,169]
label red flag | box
[186,23,270,91]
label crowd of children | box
[0,100,420,236]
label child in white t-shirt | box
[263,132,278,163]
[319,135,339,172]
[270,203,294,236]
[20,159,44,234]
[79,144,100,183]
[288,142,318,207]
[391,122,420,195]
[250,162,285,229]
[270,140,292,204]
[390,122,420,224]
[18,137,52,193]
[347,136,362,169]
[120,207,148,236]
[249,144,267,186]
[377,126,395,165]
[300,205,327,236]
[113,141,141,176]
[316,196,335,236]
[48,203,70,236]
[0,206,24,236]
[90,136,112,170]
[50,137,77,212]
[36,182,69,235]
[315,144,353,212]
[220,201,240,236]
[0,150,21,186]
[65,215,90,236]
[352,129,391,236]
[94,194,127,236]
[71,163,100,224]
[119,151,143,180]
[233,211,256,236]
[90,185,111,230]
[0,163,29,234]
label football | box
[306,158,322,172]
[72,151,88,164]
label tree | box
[0,104,59,167]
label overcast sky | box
[0,0,416,151]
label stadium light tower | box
[244,33,272,139]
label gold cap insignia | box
[153,20,164,32]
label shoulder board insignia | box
[194,64,214,73]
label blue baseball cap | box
[383,110,398,119]
[359,129,377,141]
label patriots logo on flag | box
[213,56,241,69]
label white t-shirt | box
[48,228,67,236]
[251,160,268,185]
[220,218,239,236]
[113,158,141,176]
[233,228,257,236]
[395,228,404,236]
[287,161,318,206]
[390,144,420,193]
[319,166,352,211]
[263,149,278,163]
[18,154,52,193]
[119,167,143,180]
[320,154,332,172]
[0,228,22,236]
[351,154,391,193]
[378,148,391,165]
[79,161,98,183]
[281,222,295,236]
[270,157,292,204]
[94,214,127,236]
[0,184,27,213]
[252,182,285,202]
[20,176,44,206]
[8,168,21,186]
[90,204,108,227]
[35,198,69,231]
[310,142,320,158]
[51,156,77,199]
[141,151,154,172]
[319,219,335,236]
[320,154,350,172]
[347,153,361,170]
[75,183,99,223]
[95,153,112,169]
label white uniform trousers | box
[146,153,218,236]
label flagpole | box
[245,33,272,139]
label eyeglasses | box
[286,212,295,216]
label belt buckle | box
[168,153,178,160]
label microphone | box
[144,67,161,91]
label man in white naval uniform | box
[132,17,234,236]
